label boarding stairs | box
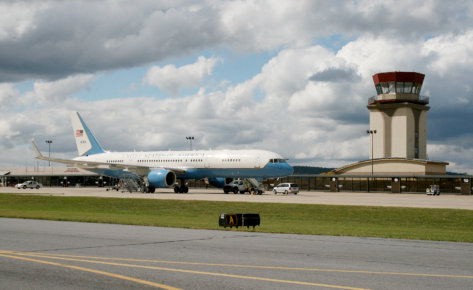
[120,175,144,193]
[243,178,264,194]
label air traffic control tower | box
[335,71,448,176]
[368,72,428,159]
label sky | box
[1,0,473,173]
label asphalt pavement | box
[1,218,472,289]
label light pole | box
[366,130,376,176]
[186,136,194,150]
[45,140,53,167]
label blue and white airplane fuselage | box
[32,112,293,193]
[74,149,292,179]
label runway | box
[1,218,472,289]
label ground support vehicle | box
[223,179,264,195]
[426,184,440,195]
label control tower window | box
[403,82,412,93]
[392,82,416,94]
[416,85,422,94]
[378,82,420,95]
[379,82,393,94]
[375,84,382,95]
[396,82,404,93]
[388,82,395,94]
[405,83,422,94]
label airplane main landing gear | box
[174,180,189,193]
[174,186,189,193]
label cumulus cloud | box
[143,56,221,96]
[309,67,360,83]
[0,83,18,107]
[1,0,472,82]
[0,1,223,82]
[0,2,46,41]
[19,74,95,106]
[422,31,473,76]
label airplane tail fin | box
[70,112,105,156]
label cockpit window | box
[269,158,287,163]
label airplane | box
[31,112,293,193]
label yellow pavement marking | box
[2,251,367,290]
[14,251,473,280]
[0,252,180,290]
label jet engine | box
[148,169,176,188]
[208,177,233,188]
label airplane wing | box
[30,140,186,175]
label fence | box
[278,175,472,194]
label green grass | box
[0,193,472,242]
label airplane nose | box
[276,163,293,176]
[266,162,294,177]
[284,163,294,176]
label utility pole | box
[45,140,53,167]
[186,136,194,150]
[366,130,376,176]
[366,130,376,192]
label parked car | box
[273,183,299,195]
[16,181,42,189]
